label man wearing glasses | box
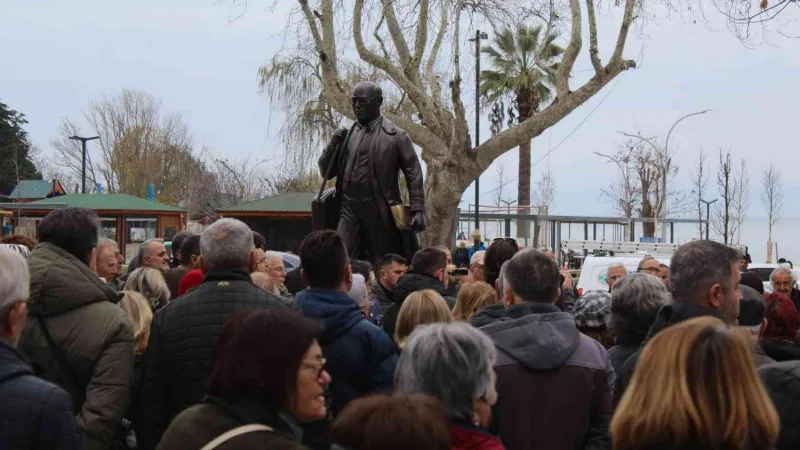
[637,256,669,287]
[318,81,426,265]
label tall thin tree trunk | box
[516,91,534,242]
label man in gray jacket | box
[476,248,614,450]
[20,208,134,450]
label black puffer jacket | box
[0,339,82,450]
[138,270,288,450]
[759,361,800,450]
[382,272,455,339]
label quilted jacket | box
[0,339,82,450]
[759,361,800,450]
[19,242,134,450]
[137,269,288,450]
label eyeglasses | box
[301,357,327,379]
[267,266,286,273]
[639,267,662,274]
[351,96,377,105]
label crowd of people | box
[1,206,800,450]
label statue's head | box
[351,81,383,125]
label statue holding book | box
[313,81,426,264]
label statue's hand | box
[410,211,426,233]
[328,127,348,149]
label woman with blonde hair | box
[124,267,171,310]
[119,290,155,445]
[120,291,154,356]
[395,289,453,351]
[452,281,498,323]
[612,316,779,450]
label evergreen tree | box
[0,100,41,196]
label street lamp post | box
[469,29,488,243]
[69,135,100,194]
[699,198,717,240]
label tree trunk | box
[419,161,470,248]
[516,91,535,242]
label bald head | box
[351,81,383,125]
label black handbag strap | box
[37,316,85,408]
[317,127,354,198]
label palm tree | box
[480,25,563,220]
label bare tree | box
[733,158,749,245]
[598,148,639,220]
[690,149,709,239]
[533,170,556,212]
[270,0,640,246]
[761,163,784,263]
[712,149,737,244]
[598,139,687,237]
[702,0,800,44]
[209,156,271,204]
[492,163,515,208]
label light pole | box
[699,198,717,240]
[469,29,488,245]
[69,135,100,194]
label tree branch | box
[426,0,449,102]
[534,0,558,81]
[298,0,351,117]
[477,62,634,166]
[610,0,636,65]
[320,0,338,70]
[586,0,604,75]
[353,0,442,136]
[380,0,413,68]
[449,0,469,155]
[411,0,430,73]
[383,109,444,153]
[555,0,583,98]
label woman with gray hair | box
[395,322,504,449]
[124,267,171,310]
[607,273,671,376]
[348,273,370,318]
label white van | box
[576,255,670,295]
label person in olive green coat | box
[19,208,134,450]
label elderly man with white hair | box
[0,248,82,450]
[606,263,627,292]
[394,322,504,449]
[771,266,800,311]
[138,218,288,449]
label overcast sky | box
[3,0,799,228]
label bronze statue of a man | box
[318,81,425,263]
